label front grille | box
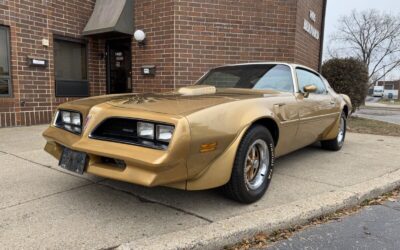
[89,118,170,150]
[91,118,137,141]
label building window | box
[384,84,394,90]
[0,26,11,97]
[54,37,89,97]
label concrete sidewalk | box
[0,126,400,249]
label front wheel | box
[222,125,275,204]
[321,112,347,151]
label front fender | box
[184,99,279,190]
[340,94,352,115]
[186,124,250,190]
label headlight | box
[71,113,81,126]
[55,110,82,134]
[137,122,154,140]
[156,125,174,142]
[61,111,71,123]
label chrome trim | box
[244,139,270,190]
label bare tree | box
[329,9,400,84]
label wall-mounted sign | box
[303,19,320,40]
[304,9,319,40]
[141,65,156,76]
[309,10,317,23]
[27,57,48,67]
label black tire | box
[321,112,347,151]
[222,125,275,204]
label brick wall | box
[0,0,326,127]
[294,0,325,70]
[132,0,175,93]
[173,0,298,87]
[377,81,400,99]
[0,0,98,127]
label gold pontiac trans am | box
[43,63,352,203]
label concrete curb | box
[117,169,400,250]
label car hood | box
[65,87,280,116]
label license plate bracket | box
[59,147,87,175]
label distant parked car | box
[43,63,352,203]
[373,86,384,97]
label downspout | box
[318,0,327,73]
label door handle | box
[330,100,336,105]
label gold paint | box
[42,64,352,191]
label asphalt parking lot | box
[1,125,400,249]
[266,196,400,250]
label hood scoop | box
[178,85,216,96]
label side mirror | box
[303,85,317,97]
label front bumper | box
[42,109,191,189]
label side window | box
[322,77,334,93]
[0,26,11,97]
[253,65,294,92]
[296,68,327,94]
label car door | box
[252,64,300,156]
[294,67,339,147]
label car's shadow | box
[84,142,333,221]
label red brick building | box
[0,0,327,127]
[377,80,400,99]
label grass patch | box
[379,99,400,105]
[348,116,400,137]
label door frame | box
[105,37,132,94]
[293,67,339,145]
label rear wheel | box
[321,112,347,151]
[222,125,275,204]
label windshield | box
[197,64,294,92]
